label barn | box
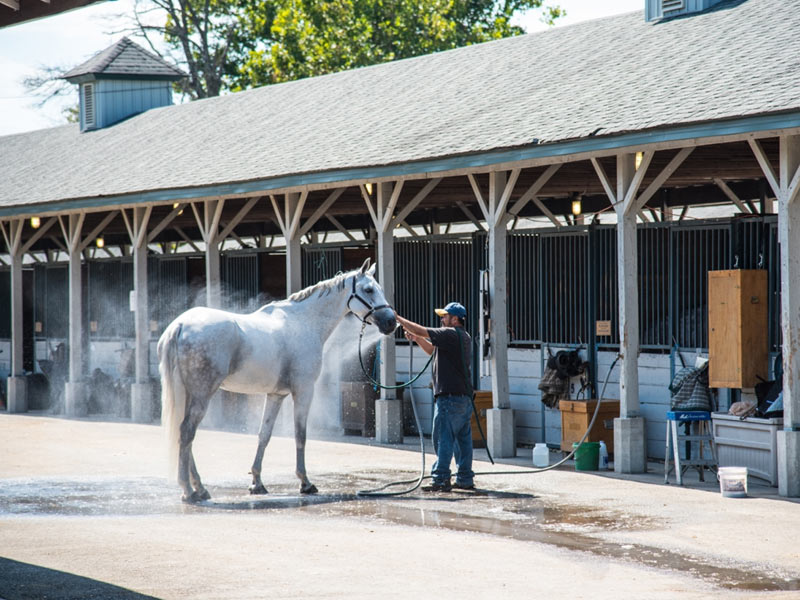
[2,0,799,496]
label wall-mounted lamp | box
[96,237,105,248]
[30,217,41,229]
[571,197,582,216]
[635,152,644,170]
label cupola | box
[62,37,186,132]
[645,0,728,22]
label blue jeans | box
[431,394,474,486]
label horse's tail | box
[158,322,186,482]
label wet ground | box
[3,414,800,599]
[2,470,799,594]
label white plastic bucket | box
[718,466,748,498]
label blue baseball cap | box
[434,302,466,319]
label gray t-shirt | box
[427,326,472,397]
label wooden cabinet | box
[708,269,768,388]
[559,399,619,455]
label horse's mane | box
[286,270,355,303]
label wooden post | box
[285,193,303,294]
[777,134,800,497]
[63,213,86,416]
[2,220,27,412]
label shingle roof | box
[62,37,186,81]
[2,0,798,212]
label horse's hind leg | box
[292,386,318,495]
[249,393,286,495]
[179,394,212,503]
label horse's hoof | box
[301,483,318,495]
[182,490,210,503]
[249,484,268,495]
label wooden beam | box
[494,168,520,223]
[398,220,419,237]
[467,174,490,222]
[78,211,119,252]
[508,164,561,215]
[531,197,563,228]
[455,200,485,231]
[749,139,780,198]
[269,195,287,234]
[174,227,201,252]
[287,191,308,240]
[714,178,753,213]
[591,158,617,203]
[218,197,259,241]
[360,184,379,230]
[381,181,404,232]
[0,0,20,10]
[299,188,345,237]
[629,147,693,214]
[393,178,441,224]
[147,203,187,243]
[326,215,356,241]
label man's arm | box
[396,315,434,356]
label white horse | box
[157,259,396,503]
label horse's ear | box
[367,262,377,277]
[359,258,371,273]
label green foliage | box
[227,0,563,89]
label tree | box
[129,0,240,99]
[229,0,564,88]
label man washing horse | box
[396,302,475,492]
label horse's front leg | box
[292,386,318,494]
[249,393,286,495]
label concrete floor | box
[1,413,799,600]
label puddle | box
[1,474,798,592]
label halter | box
[346,274,392,324]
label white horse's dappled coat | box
[158,259,396,502]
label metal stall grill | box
[302,247,343,288]
[670,222,730,350]
[508,232,540,343]
[537,230,590,346]
[639,225,670,349]
[155,257,188,330]
[395,239,432,330]
[222,253,260,312]
[87,260,134,338]
[33,264,68,339]
[591,226,619,347]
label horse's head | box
[348,259,397,335]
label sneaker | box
[453,481,475,490]
[422,481,452,492]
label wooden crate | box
[708,270,768,388]
[471,391,493,448]
[559,399,619,454]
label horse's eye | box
[364,285,374,294]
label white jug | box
[533,443,549,467]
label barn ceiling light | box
[96,237,105,248]
[635,152,644,170]
[30,217,40,229]
[571,197,582,216]
[365,183,373,195]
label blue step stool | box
[664,410,717,485]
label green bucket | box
[572,442,600,471]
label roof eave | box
[5,110,800,220]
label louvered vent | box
[662,0,685,12]
[82,83,96,128]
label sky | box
[0,0,642,136]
